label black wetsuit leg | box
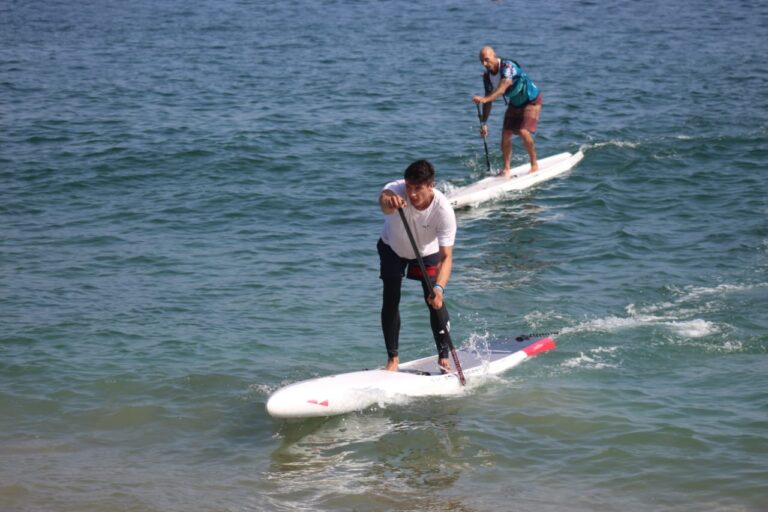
[378,239,407,358]
[381,276,402,358]
[419,278,451,360]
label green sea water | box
[2,0,767,510]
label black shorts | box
[378,239,439,282]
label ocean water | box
[2,0,767,510]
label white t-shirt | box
[380,179,457,259]
[488,58,503,93]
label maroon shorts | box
[503,93,542,134]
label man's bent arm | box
[379,189,405,214]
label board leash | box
[397,207,466,385]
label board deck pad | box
[399,339,528,375]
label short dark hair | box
[403,160,435,184]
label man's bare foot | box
[438,357,451,373]
[384,356,399,371]
[529,163,539,173]
[497,169,511,177]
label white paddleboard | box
[447,151,583,209]
[266,337,556,419]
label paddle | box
[476,103,491,173]
[397,207,466,385]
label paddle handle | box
[397,208,466,385]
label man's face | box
[480,51,497,72]
[405,179,434,209]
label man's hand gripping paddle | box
[397,208,466,385]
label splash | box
[667,319,718,338]
[437,179,458,195]
[463,331,492,352]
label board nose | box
[522,337,556,357]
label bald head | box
[479,46,499,73]
[479,46,496,61]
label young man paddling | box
[472,46,542,176]
[378,160,457,372]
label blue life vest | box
[483,58,539,107]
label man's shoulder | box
[433,188,449,203]
[500,59,517,78]
[433,190,457,218]
[382,179,405,191]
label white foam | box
[522,310,570,330]
[561,349,619,370]
[718,340,744,352]
[675,283,765,302]
[667,319,718,338]
[565,313,718,340]
[627,301,675,316]
[667,337,744,354]
[580,140,640,152]
[250,383,278,396]
[569,314,662,332]
[591,346,620,354]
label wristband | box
[433,284,445,294]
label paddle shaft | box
[397,208,466,385]
[476,103,491,173]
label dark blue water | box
[2,0,767,510]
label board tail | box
[522,337,556,357]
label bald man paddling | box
[472,46,542,176]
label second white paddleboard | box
[447,151,583,209]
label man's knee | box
[519,129,535,144]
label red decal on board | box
[307,399,329,407]
[522,337,556,357]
